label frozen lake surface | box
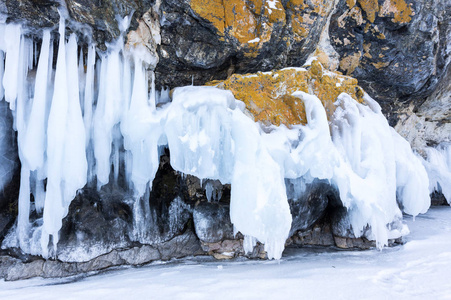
[1,206,451,300]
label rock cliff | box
[0,0,449,280]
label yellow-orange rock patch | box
[190,0,331,57]
[208,61,365,127]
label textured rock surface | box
[0,0,450,279]
[210,60,365,126]
[193,202,234,243]
[0,100,19,245]
[288,223,336,247]
[56,187,135,261]
[0,230,203,281]
[329,0,451,122]
[55,152,194,262]
[394,63,451,152]
[200,238,267,260]
[155,0,335,88]
[2,0,449,123]
[0,0,154,49]
[287,179,340,236]
[287,221,402,249]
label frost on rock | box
[0,17,432,261]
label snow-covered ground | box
[1,206,451,299]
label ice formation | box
[0,16,432,260]
[422,144,451,204]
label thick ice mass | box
[0,18,434,260]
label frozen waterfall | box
[0,17,432,260]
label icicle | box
[3,24,22,110]
[27,41,34,71]
[93,55,109,188]
[33,41,38,68]
[122,50,132,111]
[121,52,159,197]
[132,183,153,243]
[17,166,31,252]
[93,44,124,188]
[21,30,52,172]
[157,86,170,105]
[149,71,156,109]
[34,174,46,213]
[78,47,85,110]
[62,33,87,205]
[391,128,430,215]
[112,125,121,184]
[15,30,33,253]
[42,17,70,257]
[83,45,96,182]
[243,235,257,255]
[0,23,5,51]
[205,181,213,202]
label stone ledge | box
[0,230,204,281]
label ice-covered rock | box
[0,16,434,262]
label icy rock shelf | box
[0,17,447,261]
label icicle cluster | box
[0,16,432,260]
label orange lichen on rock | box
[379,0,414,24]
[346,0,357,7]
[345,0,413,24]
[190,0,287,57]
[338,6,364,28]
[357,0,379,23]
[190,0,332,57]
[372,61,391,69]
[311,48,339,71]
[209,68,309,126]
[310,61,365,119]
[190,0,226,34]
[339,52,362,75]
[288,0,331,42]
[207,61,365,127]
[224,1,257,44]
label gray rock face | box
[56,153,194,262]
[157,230,204,260]
[6,259,45,281]
[0,0,153,48]
[329,0,451,123]
[2,0,449,123]
[193,202,234,243]
[2,0,337,88]
[56,187,135,262]
[0,100,18,210]
[155,0,335,88]
[0,0,59,29]
[0,213,14,244]
[330,206,361,239]
[0,100,19,245]
[0,230,203,281]
[394,62,451,152]
[0,0,449,280]
[286,179,340,236]
[288,223,336,247]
